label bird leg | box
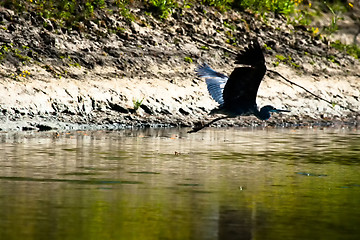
[187,116,230,133]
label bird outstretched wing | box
[222,39,267,109]
[235,39,265,66]
[196,63,228,105]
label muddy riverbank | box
[0,3,359,131]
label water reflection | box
[0,127,360,240]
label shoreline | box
[0,4,359,132]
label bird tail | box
[235,39,265,66]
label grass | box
[115,0,136,22]
[146,0,176,19]
[0,0,349,26]
[133,98,144,112]
[0,0,308,24]
[323,1,345,35]
[234,0,302,15]
[1,0,358,66]
[273,54,301,68]
[0,43,32,64]
[202,0,303,15]
[1,0,106,28]
[202,0,232,12]
[184,56,193,63]
[331,40,360,59]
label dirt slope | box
[0,4,359,131]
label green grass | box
[1,0,352,23]
[331,40,360,59]
[201,0,304,15]
[274,54,301,68]
[323,1,345,35]
[0,0,349,25]
[0,43,31,64]
[184,56,193,63]
[146,0,176,19]
[0,0,308,24]
[202,0,232,12]
[1,0,356,65]
[275,54,287,61]
[115,0,136,22]
[233,0,300,15]
[133,98,144,111]
[1,0,106,28]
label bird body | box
[188,39,289,133]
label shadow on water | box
[0,176,143,185]
[0,127,360,240]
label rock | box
[107,101,129,113]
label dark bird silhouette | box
[188,39,289,133]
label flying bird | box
[188,39,289,133]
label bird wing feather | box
[222,66,266,108]
[196,63,228,105]
[222,40,267,109]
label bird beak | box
[275,109,290,113]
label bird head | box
[259,105,290,120]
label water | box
[0,127,360,240]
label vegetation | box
[133,98,144,112]
[0,0,353,29]
[146,0,176,19]
[10,69,31,81]
[331,40,360,59]
[202,0,306,14]
[1,0,106,26]
[184,56,193,63]
[0,0,351,23]
[235,0,303,15]
[323,1,346,35]
[0,0,358,64]
[0,43,31,64]
[273,54,301,68]
[202,0,232,12]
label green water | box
[0,127,360,240]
